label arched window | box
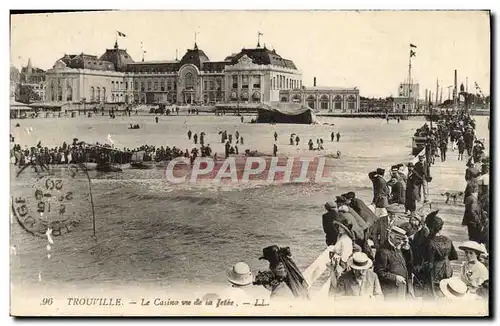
[240,91,249,102]
[102,87,106,102]
[281,96,288,102]
[306,95,315,110]
[66,85,72,101]
[333,95,343,110]
[320,95,329,110]
[292,94,301,103]
[57,81,62,102]
[96,87,101,102]
[347,95,356,111]
[184,72,195,89]
[251,91,261,103]
[90,87,95,102]
[111,94,115,102]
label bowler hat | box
[376,168,385,175]
[259,245,280,262]
[325,201,337,211]
[344,192,356,200]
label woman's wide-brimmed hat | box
[439,278,469,300]
[459,241,487,255]
[227,262,253,286]
[332,220,354,239]
[348,252,373,270]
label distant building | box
[44,40,358,108]
[392,81,419,112]
[19,59,46,102]
[278,78,360,112]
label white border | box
[2,1,498,325]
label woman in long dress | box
[420,214,458,299]
[327,220,354,296]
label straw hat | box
[348,252,373,270]
[459,241,487,255]
[388,225,407,239]
[227,262,253,286]
[439,278,469,300]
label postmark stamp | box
[11,163,95,238]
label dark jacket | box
[462,194,482,228]
[349,198,378,226]
[322,210,339,246]
[369,172,390,208]
[374,241,412,299]
[414,162,430,184]
[368,215,406,249]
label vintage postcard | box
[9,10,490,316]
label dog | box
[441,191,464,204]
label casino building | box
[45,40,359,111]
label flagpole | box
[407,48,412,115]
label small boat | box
[96,162,122,172]
[130,151,154,169]
[130,161,155,169]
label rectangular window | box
[167,80,171,90]
[209,80,214,90]
[141,82,145,91]
[253,76,260,89]
[134,81,138,90]
[242,75,249,89]
[348,102,355,111]
[216,79,222,91]
[232,75,238,89]
[154,81,158,91]
[335,102,342,110]
[204,81,208,90]
[147,81,152,91]
[125,82,128,90]
[160,81,165,91]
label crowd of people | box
[218,112,489,305]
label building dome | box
[229,47,297,70]
[99,41,135,72]
[179,43,210,70]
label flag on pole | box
[410,50,416,57]
[117,31,127,37]
[410,43,417,48]
[258,32,263,36]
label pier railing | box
[302,148,426,298]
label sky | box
[10,10,490,98]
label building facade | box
[45,40,357,108]
[279,86,360,112]
[392,81,420,112]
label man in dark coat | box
[368,205,406,249]
[322,202,340,246]
[374,225,413,300]
[344,192,378,226]
[462,183,483,242]
[387,165,406,205]
[369,168,390,217]
[414,154,430,203]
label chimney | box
[313,77,316,87]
